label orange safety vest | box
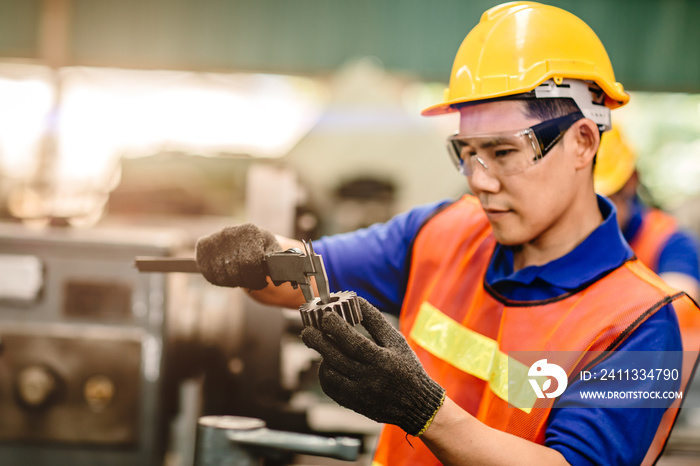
[629,207,678,272]
[372,195,700,466]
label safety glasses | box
[446,112,584,176]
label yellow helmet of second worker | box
[594,125,637,196]
[422,1,629,125]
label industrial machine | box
[193,415,360,465]
[0,222,188,465]
[0,221,376,466]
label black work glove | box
[195,223,281,290]
[301,297,445,436]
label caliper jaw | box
[264,241,361,328]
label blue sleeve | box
[545,304,683,466]
[657,231,700,282]
[312,200,451,316]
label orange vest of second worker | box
[371,195,700,466]
[627,207,700,349]
[630,207,679,272]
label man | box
[595,126,700,300]
[194,2,700,465]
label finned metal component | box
[300,291,362,329]
[265,243,362,328]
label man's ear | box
[571,119,600,170]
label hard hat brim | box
[421,79,629,117]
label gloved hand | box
[301,297,445,436]
[195,223,281,290]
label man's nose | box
[468,157,501,193]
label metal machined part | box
[299,290,362,329]
[265,244,362,328]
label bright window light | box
[58,67,326,180]
[0,64,54,180]
[0,64,326,224]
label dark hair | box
[521,98,580,121]
[521,97,598,167]
[454,96,580,121]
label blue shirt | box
[624,195,700,281]
[314,195,682,466]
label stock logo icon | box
[528,359,568,399]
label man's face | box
[458,100,582,247]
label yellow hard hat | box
[594,125,637,196]
[422,2,629,117]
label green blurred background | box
[0,0,698,229]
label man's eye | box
[460,148,477,158]
[494,149,516,158]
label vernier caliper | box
[264,241,362,328]
[134,240,361,328]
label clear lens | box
[447,130,541,176]
[446,112,584,177]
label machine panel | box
[0,326,142,444]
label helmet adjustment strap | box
[534,79,611,132]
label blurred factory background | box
[0,0,699,465]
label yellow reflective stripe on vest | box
[409,301,537,413]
